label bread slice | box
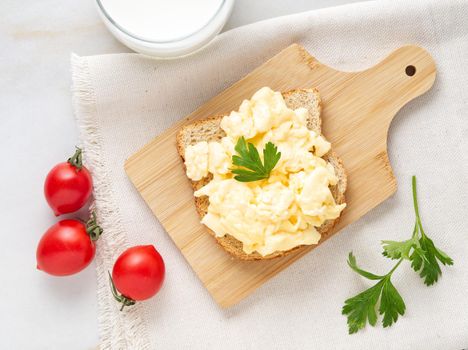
[177,89,347,260]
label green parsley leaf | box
[382,237,416,260]
[342,280,384,334]
[231,137,281,182]
[342,255,405,334]
[263,141,282,174]
[379,278,406,328]
[410,234,454,286]
[409,245,425,272]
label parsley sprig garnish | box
[342,253,405,334]
[342,176,453,334]
[231,137,281,182]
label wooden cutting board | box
[125,44,436,308]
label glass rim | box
[96,0,227,44]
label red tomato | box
[44,148,92,216]
[36,216,102,276]
[111,245,165,305]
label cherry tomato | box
[109,245,165,310]
[44,148,92,216]
[36,214,102,276]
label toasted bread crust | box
[177,89,347,260]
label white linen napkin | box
[71,0,468,348]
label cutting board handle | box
[373,45,436,121]
[321,45,436,154]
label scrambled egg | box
[184,87,346,256]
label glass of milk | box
[96,0,234,58]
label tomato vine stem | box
[68,147,83,170]
[86,212,103,241]
[108,271,136,311]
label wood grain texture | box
[124,44,436,308]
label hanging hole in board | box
[405,65,416,76]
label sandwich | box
[177,87,347,260]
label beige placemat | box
[72,0,468,348]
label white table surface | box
[0,0,361,348]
